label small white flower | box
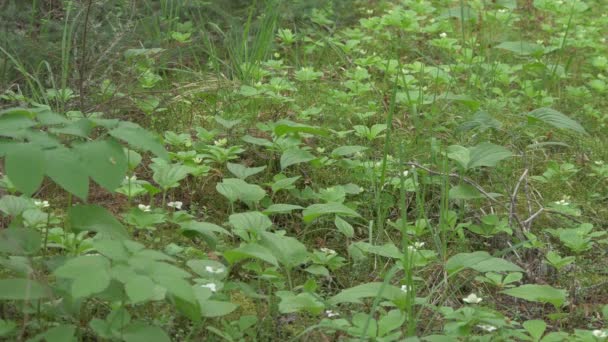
[193,157,203,164]
[125,175,137,182]
[593,330,608,338]
[138,204,151,212]
[213,138,227,147]
[400,285,412,293]
[320,247,337,255]
[316,147,326,153]
[205,266,225,274]
[168,201,183,210]
[273,52,281,59]
[439,32,447,38]
[366,9,373,14]
[402,170,409,177]
[497,9,507,13]
[595,160,604,166]
[554,199,570,206]
[477,324,497,332]
[536,39,544,45]
[200,283,217,292]
[463,293,482,304]
[325,310,339,317]
[34,200,50,208]
[413,242,425,249]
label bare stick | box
[509,169,529,238]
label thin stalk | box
[78,0,94,109]
[375,60,400,244]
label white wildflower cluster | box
[200,283,217,292]
[320,247,337,255]
[593,329,608,338]
[477,324,497,332]
[34,200,50,208]
[214,138,227,147]
[463,293,482,304]
[407,242,425,252]
[400,285,412,293]
[325,310,339,318]
[205,266,225,274]
[554,196,571,206]
[138,204,151,212]
[439,32,447,38]
[168,201,183,210]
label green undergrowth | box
[1,0,608,341]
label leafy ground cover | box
[1,0,608,341]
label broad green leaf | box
[5,143,45,196]
[446,145,470,170]
[527,108,586,134]
[495,41,544,56]
[215,115,241,129]
[0,114,35,136]
[274,121,328,137]
[280,148,315,170]
[241,135,273,147]
[45,147,89,200]
[350,242,403,259]
[523,320,547,342]
[0,278,50,300]
[123,323,171,342]
[271,176,300,192]
[49,118,94,138]
[303,202,361,223]
[227,163,266,179]
[501,284,567,308]
[378,310,406,337]
[109,122,168,160]
[68,204,129,238]
[446,251,524,275]
[334,216,354,238]
[54,255,111,298]
[331,145,368,157]
[0,227,41,255]
[329,282,403,305]
[468,142,512,169]
[447,143,512,170]
[260,231,309,269]
[0,195,32,217]
[154,276,200,320]
[229,211,273,233]
[224,243,278,266]
[277,291,324,315]
[152,163,190,190]
[263,204,303,214]
[125,275,156,304]
[200,300,239,317]
[0,319,16,337]
[448,184,484,200]
[180,221,230,236]
[76,139,127,192]
[93,239,129,261]
[38,325,77,342]
[125,149,143,170]
[180,224,217,248]
[216,178,266,203]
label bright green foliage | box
[1,0,607,340]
